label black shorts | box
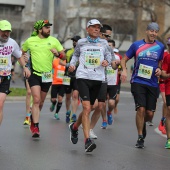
[97,83,107,102]
[64,77,78,94]
[166,95,170,107]
[117,81,121,94]
[77,78,102,105]
[28,73,51,93]
[0,76,11,95]
[131,82,158,112]
[51,84,65,98]
[107,85,118,100]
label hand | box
[121,69,127,82]
[155,68,161,77]
[68,65,76,72]
[23,67,31,78]
[50,49,59,57]
[101,60,109,67]
[23,53,29,63]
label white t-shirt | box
[0,38,22,76]
[107,53,121,85]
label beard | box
[41,30,50,38]
[0,36,9,43]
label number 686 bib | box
[42,71,52,82]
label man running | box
[121,22,164,149]
[0,20,30,126]
[22,20,65,138]
[68,19,111,152]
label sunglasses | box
[102,33,111,38]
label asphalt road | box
[1,91,170,170]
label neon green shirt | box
[22,36,63,76]
[66,48,74,63]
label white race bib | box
[42,71,52,82]
[137,64,153,79]
[63,76,71,85]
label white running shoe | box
[89,129,97,139]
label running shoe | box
[101,121,107,129]
[107,112,113,125]
[146,121,154,126]
[29,115,34,133]
[135,138,144,149]
[165,139,170,149]
[32,127,40,138]
[142,122,147,139]
[70,114,77,123]
[66,111,71,123]
[69,123,78,144]
[158,120,164,132]
[50,104,55,112]
[85,138,96,152]
[54,113,60,120]
[162,125,167,135]
[23,116,30,125]
[89,129,97,139]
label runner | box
[68,19,111,152]
[121,22,164,148]
[64,35,81,123]
[89,25,120,139]
[22,20,65,138]
[0,20,30,126]
[49,58,66,120]
[161,37,170,148]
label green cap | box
[0,20,12,32]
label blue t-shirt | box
[126,39,164,87]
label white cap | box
[87,19,102,28]
[114,48,119,53]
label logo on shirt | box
[139,52,143,56]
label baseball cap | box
[34,20,52,30]
[113,48,119,53]
[71,35,81,41]
[167,37,170,45]
[0,20,12,32]
[146,22,160,31]
[87,19,102,28]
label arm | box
[161,70,170,79]
[17,51,31,78]
[50,49,66,60]
[120,55,129,82]
[155,60,162,77]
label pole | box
[48,0,54,36]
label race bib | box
[57,70,65,79]
[63,76,71,85]
[85,51,101,68]
[106,66,116,76]
[137,64,153,79]
[42,71,52,82]
[0,57,8,69]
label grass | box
[8,88,26,96]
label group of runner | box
[0,18,170,153]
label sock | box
[56,102,62,113]
[73,123,78,130]
[138,135,143,139]
[103,119,107,122]
[107,111,112,115]
[51,100,57,106]
[84,138,89,143]
[34,123,39,127]
[26,113,31,117]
